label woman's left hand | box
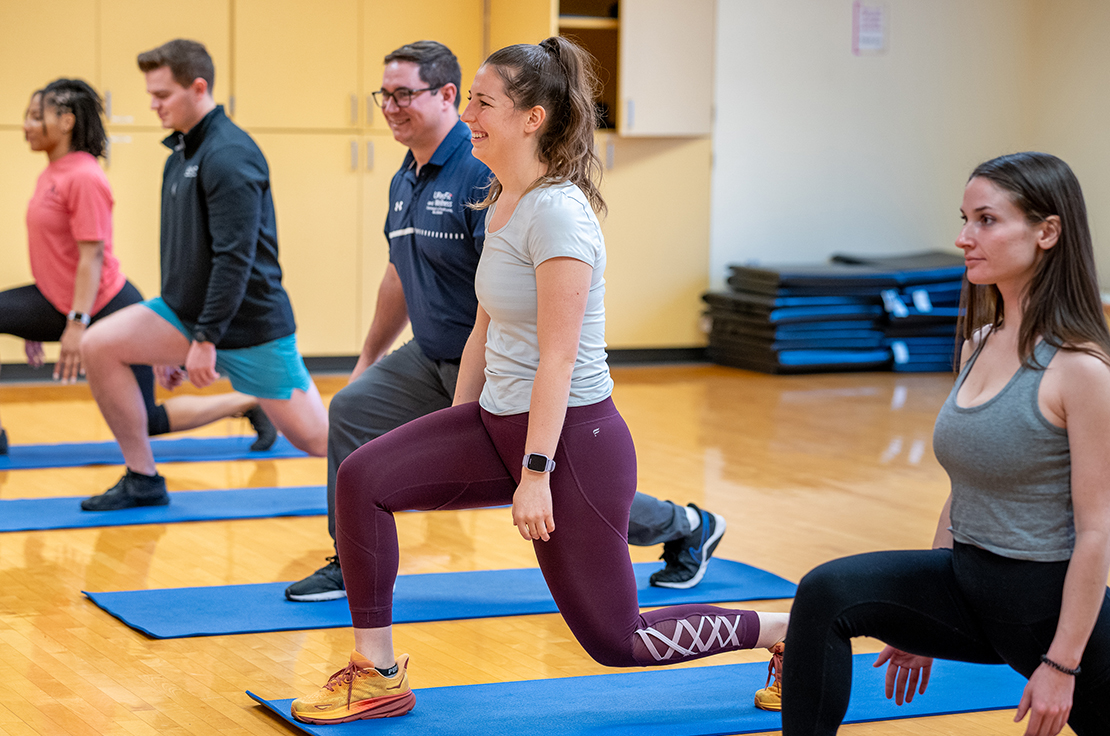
[512,473,555,541]
[54,323,86,383]
[873,645,932,705]
[1014,663,1074,736]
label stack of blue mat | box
[704,251,965,374]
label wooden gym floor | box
[0,365,1071,735]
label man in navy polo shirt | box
[285,41,726,601]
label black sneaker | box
[649,504,727,589]
[285,556,346,601]
[0,428,8,456]
[80,469,170,511]
[245,406,278,452]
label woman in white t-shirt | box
[291,37,788,725]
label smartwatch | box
[523,453,556,473]
[67,310,91,327]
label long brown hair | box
[473,36,606,215]
[958,152,1110,367]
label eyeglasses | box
[372,87,440,108]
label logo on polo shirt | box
[394,200,404,212]
[184,165,199,178]
[426,191,454,215]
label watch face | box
[526,454,550,472]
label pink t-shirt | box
[26,151,126,315]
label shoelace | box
[323,661,372,708]
[765,645,784,688]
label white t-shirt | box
[475,180,613,416]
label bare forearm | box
[452,324,487,406]
[1047,531,1110,669]
[352,264,409,380]
[523,360,574,457]
[72,242,104,314]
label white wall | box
[710,0,1035,289]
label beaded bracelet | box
[1040,654,1081,676]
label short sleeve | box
[67,164,113,243]
[525,188,601,268]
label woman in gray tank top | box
[781,152,1110,735]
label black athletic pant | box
[0,281,170,435]
[783,543,1110,735]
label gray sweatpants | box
[324,340,690,548]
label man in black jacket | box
[81,39,328,510]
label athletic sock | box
[375,663,399,677]
[685,505,701,532]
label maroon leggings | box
[335,397,760,668]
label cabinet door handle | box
[350,94,359,125]
[366,141,374,171]
[105,90,112,119]
[350,140,358,171]
[605,139,615,170]
[626,99,635,130]
[229,95,236,118]
[366,96,374,126]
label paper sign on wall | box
[852,1,887,55]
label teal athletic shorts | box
[141,297,312,400]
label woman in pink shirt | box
[0,78,274,456]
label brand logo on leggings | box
[593,428,600,437]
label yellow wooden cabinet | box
[364,0,485,133]
[0,1,98,126]
[100,0,231,127]
[233,0,360,130]
[359,133,412,345]
[102,130,172,298]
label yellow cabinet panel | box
[99,0,231,127]
[0,1,98,126]
[234,0,360,130]
[363,0,485,133]
[598,134,710,348]
[254,133,360,356]
[0,130,42,294]
[103,130,171,298]
[359,133,411,344]
[490,0,557,50]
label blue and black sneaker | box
[649,503,727,589]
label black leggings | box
[0,281,170,435]
[782,543,1110,734]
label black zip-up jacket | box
[159,105,295,348]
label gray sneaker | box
[285,556,346,601]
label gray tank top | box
[933,339,1073,562]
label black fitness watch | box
[523,453,556,473]
[193,328,212,344]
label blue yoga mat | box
[247,654,1026,736]
[83,559,797,639]
[0,486,325,532]
[0,435,308,471]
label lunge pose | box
[0,78,273,460]
[290,37,785,724]
[285,40,725,603]
[80,40,327,510]
[782,152,1110,735]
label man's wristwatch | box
[193,328,212,344]
[66,310,91,327]
[522,453,556,473]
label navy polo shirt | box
[385,119,490,361]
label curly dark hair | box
[39,78,106,158]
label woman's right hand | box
[54,324,85,383]
[873,645,932,705]
[154,365,186,390]
[511,473,555,542]
[24,341,45,369]
[1014,662,1074,736]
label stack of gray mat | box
[704,251,965,374]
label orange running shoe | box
[754,642,783,711]
[291,651,415,724]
